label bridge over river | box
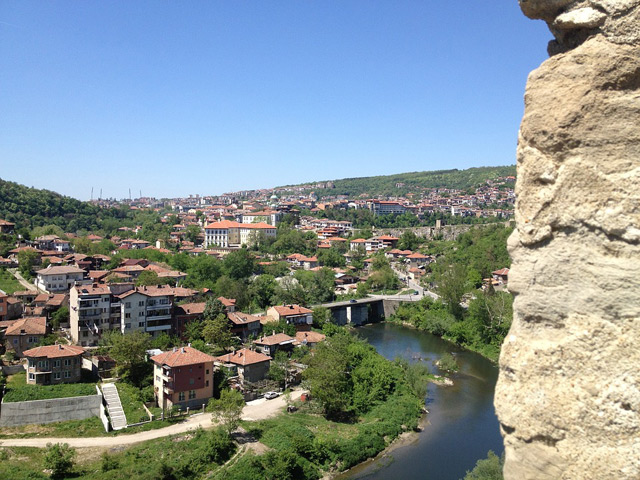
[318,288,438,326]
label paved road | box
[0,390,305,448]
[8,268,40,292]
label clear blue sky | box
[1,1,551,200]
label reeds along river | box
[342,322,504,480]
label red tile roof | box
[254,333,295,346]
[5,317,47,336]
[295,331,326,344]
[23,344,85,359]
[151,346,216,367]
[271,304,313,316]
[215,348,272,366]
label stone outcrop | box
[494,2,640,479]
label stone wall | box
[0,387,102,427]
[495,1,640,479]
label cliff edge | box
[494,1,640,478]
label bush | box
[43,443,76,479]
[436,352,459,373]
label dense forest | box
[279,165,516,198]
[0,178,130,232]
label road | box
[0,390,305,448]
[8,268,40,292]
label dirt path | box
[0,390,304,449]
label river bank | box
[344,322,503,480]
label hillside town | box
[0,174,513,479]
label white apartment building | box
[204,220,276,248]
[119,286,173,336]
[35,265,86,293]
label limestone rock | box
[553,7,606,29]
[495,2,640,479]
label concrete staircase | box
[102,383,127,430]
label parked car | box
[264,391,279,400]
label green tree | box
[463,450,504,480]
[223,249,256,280]
[436,263,467,319]
[44,443,76,479]
[208,388,245,434]
[268,350,289,388]
[436,352,459,373]
[185,224,202,244]
[248,274,278,310]
[18,249,39,279]
[50,306,69,330]
[303,333,353,419]
[136,270,173,286]
[107,331,152,386]
[202,298,234,353]
[398,230,422,251]
[317,248,346,268]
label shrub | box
[43,443,76,479]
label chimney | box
[173,347,177,352]
[58,344,63,350]
[181,347,186,353]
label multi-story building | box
[70,284,120,346]
[204,220,276,248]
[35,265,86,293]
[119,286,174,337]
[70,284,175,345]
[23,344,85,385]
[367,200,406,216]
[151,346,216,411]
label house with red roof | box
[214,348,272,384]
[23,344,85,385]
[5,317,48,357]
[266,304,313,331]
[253,333,296,357]
[151,346,216,410]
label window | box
[206,369,209,375]
[189,378,194,385]
[139,311,144,317]
[206,380,209,387]
[138,322,145,327]
[54,372,61,380]
[125,302,131,308]
[28,373,35,380]
[64,358,71,366]
[13,339,17,344]
[178,392,185,401]
[125,313,131,319]
[189,390,196,399]
[64,371,71,378]
[54,360,61,368]
[82,331,88,337]
[139,301,144,307]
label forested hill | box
[279,165,516,198]
[0,178,125,232]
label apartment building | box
[119,286,174,337]
[152,346,216,410]
[70,284,121,346]
[35,265,86,293]
[204,220,276,248]
[70,284,174,346]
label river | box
[340,322,503,480]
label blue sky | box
[0,2,551,200]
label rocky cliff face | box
[494,1,640,479]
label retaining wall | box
[0,386,102,427]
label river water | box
[341,322,503,480]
